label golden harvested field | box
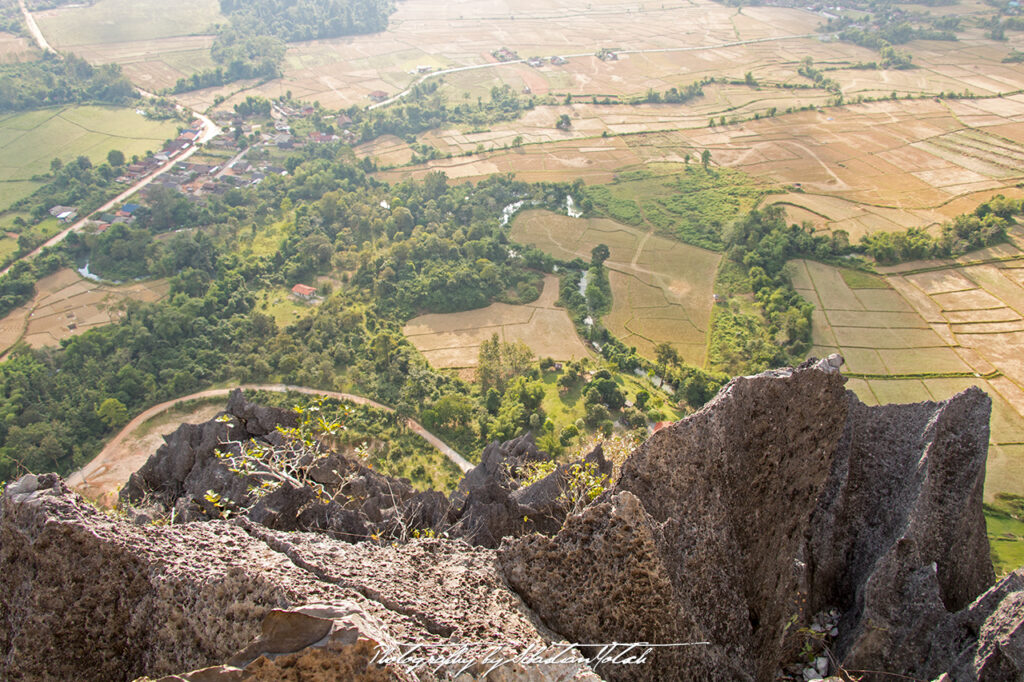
[210,0,822,111]
[796,253,1024,501]
[403,274,591,369]
[34,0,223,89]
[0,268,169,354]
[791,258,974,376]
[0,32,34,63]
[510,210,720,365]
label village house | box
[309,132,340,144]
[48,206,77,222]
[368,90,389,103]
[291,284,316,300]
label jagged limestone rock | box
[499,364,998,681]
[6,366,1022,681]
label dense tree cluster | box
[0,148,577,480]
[171,29,285,93]
[0,53,137,113]
[859,195,1016,264]
[346,82,532,144]
[218,0,392,41]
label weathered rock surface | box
[7,364,1024,681]
[122,395,607,549]
[452,434,612,547]
[499,363,1003,681]
[120,389,453,542]
[0,474,596,681]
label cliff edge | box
[2,363,1023,681]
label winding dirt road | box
[67,384,472,506]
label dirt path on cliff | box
[67,384,472,507]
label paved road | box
[0,17,222,278]
[370,33,818,110]
[67,384,473,505]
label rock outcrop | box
[451,434,612,547]
[499,363,1002,681]
[121,393,608,549]
[4,363,1024,681]
[120,390,453,542]
[0,474,595,681]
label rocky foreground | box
[2,363,1023,681]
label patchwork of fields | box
[34,0,222,90]
[403,274,591,369]
[0,268,169,355]
[792,252,1024,501]
[510,209,721,365]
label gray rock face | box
[120,389,453,543]
[0,474,595,681]
[453,434,612,547]
[5,365,1023,681]
[123,398,608,550]
[499,364,999,681]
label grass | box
[0,181,42,212]
[0,237,17,262]
[259,288,311,328]
[840,268,890,289]
[584,162,766,250]
[26,217,61,241]
[36,0,224,47]
[985,493,1024,575]
[0,106,179,184]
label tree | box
[590,243,610,268]
[95,398,129,428]
[556,114,572,130]
[107,149,125,167]
[701,149,712,170]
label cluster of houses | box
[116,120,205,185]
[492,47,520,62]
[86,203,140,235]
[525,55,568,67]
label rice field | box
[0,106,179,210]
[510,210,721,365]
[795,251,1024,504]
[0,268,169,355]
[403,274,592,369]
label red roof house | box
[291,284,316,299]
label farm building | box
[49,206,77,222]
[368,91,389,102]
[291,284,316,300]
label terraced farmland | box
[794,253,1024,502]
